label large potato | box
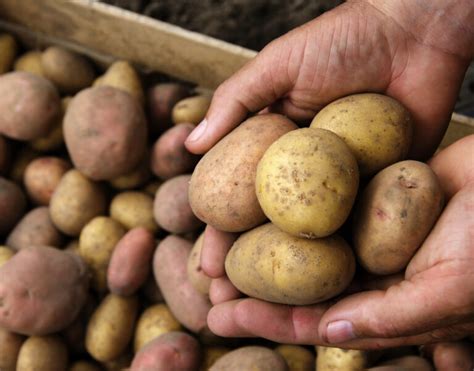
[0,135,11,175]
[275,345,315,371]
[17,335,68,371]
[0,177,26,235]
[50,169,107,236]
[256,128,359,238]
[0,327,25,371]
[153,235,212,333]
[0,33,17,74]
[316,347,367,371]
[0,246,89,335]
[189,114,297,232]
[187,232,212,295]
[210,346,288,371]
[110,191,158,232]
[154,175,203,234]
[99,60,144,104]
[14,51,45,76]
[6,207,64,250]
[63,86,147,180]
[0,246,14,267]
[0,72,60,140]
[225,223,355,305]
[172,95,211,125]
[86,294,138,362]
[353,160,444,275]
[310,93,413,176]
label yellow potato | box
[310,93,413,176]
[85,294,138,362]
[0,34,17,74]
[256,128,359,238]
[225,223,355,305]
[110,191,158,233]
[187,233,212,295]
[172,95,211,125]
[16,335,68,371]
[0,245,14,267]
[134,303,182,352]
[0,327,25,371]
[99,60,144,104]
[316,346,367,371]
[210,346,288,371]
[201,347,231,370]
[14,51,45,76]
[275,345,315,371]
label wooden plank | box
[0,0,257,88]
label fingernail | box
[186,119,208,143]
[326,320,356,344]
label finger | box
[200,225,237,278]
[424,341,474,371]
[209,276,241,305]
[269,97,319,122]
[207,299,255,338]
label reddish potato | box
[0,135,11,175]
[0,177,26,235]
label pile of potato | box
[0,31,452,371]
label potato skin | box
[256,128,359,239]
[172,95,211,125]
[99,60,144,104]
[14,51,45,76]
[6,207,64,250]
[64,86,147,180]
[110,191,158,233]
[189,114,297,232]
[353,160,444,275]
[0,327,25,371]
[0,72,60,140]
[151,123,200,179]
[0,33,17,74]
[316,346,367,371]
[85,294,139,362]
[275,345,315,371]
[226,223,355,305]
[187,233,212,295]
[153,235,212,332]
[0,246,89,335]
[310,93,413,176]
[107,227,155,296]
[0,177,26,235]
[17,335,68,371]
[50,169,107,236]
[210,346,288,371]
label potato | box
[256,128,359,239]
[99,60,144,104]
[110,191,158,233]
[131,331,201,371]
[64,86,147,180]
[0,327,25,371]
[0,246,88,335]
[151,123,199,179]
[353,160,444,275]
[189,114,297,232]
[8,146,40,183]
[0,177,26,235]
[154,235,212,333]
[41,46,95,93]
[85,294,139,362]
[0,245,14,267]
[24,156,71,205]
[201,346,231,370]
[172,95,211,125]
[109,155,151,190]
[50,169,107,236]
[14,51,45,76]
[6,207,64,250]
[154,174,203,234]
[70,361,103,371]
[310,93,413,176]
[187,232,212,295]
[147,83,190,135]
[225,223,355,305]
[316,347,367,371]
[210,346,288,371]
[134,303,182,352]
[275,345,315,371]
[0,72,60,140]
[0,33,17,74]
[102,352,133,371]
[79,216,126,292]
[0,135,11,175]
[17,335,68,371]
[108,227,155,295]
[379,356,433,371]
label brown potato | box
[153,235,212,333]
[0,33,17,74]
[189,114,297,232]
[153,174,203,234]
[64,86,147,180]
[14,51,45,76]
[0,327,25,371]
[172,95,211,125]
[0,135,11,175]
[0,245,14,267]
[110,191,158,233]
[23,156,71,205]
[0,72,60,140]
[99,60,144,104]
[275,345,315,371]
[0,177,26,235]
[8,146,40,183]
[17,335,68,371]
[0,246,89,335]
[210,346,288,371]
[187,233,212,295]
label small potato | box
[134,303,182,352]
[85,294,139,362]
[6,207,64,250]
[353,160,444,275]
[225,223,355,305]
[99,60,144,104]
[41,46,95,93]
[108,227,156,296]
[14,51,45,76]
[0,135,11,175]
[172,95,211,125]
[0,33,17,74]
[131,331,201,371]
[154,175,203,234]
[310,93,413,176]
[50,169,107,236]
[23,156,71,205]
[70,361,103,371]
[79,216,126,292]
[0,72,61,140]
[275,345,315,371]
[0,246,14,267]
[151,123,199,179]
[201,347,231,370]
[17,335,68,371]
[110,191,158,233]
[0,177,26,235]
[109,156,151,190]
[210,346,288,371]
[154,235,212,333]
[316,346,367,371]
[187,233,212,295]
[8,146,40,183]
[64,86,147,180]
[0,327,25,371]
